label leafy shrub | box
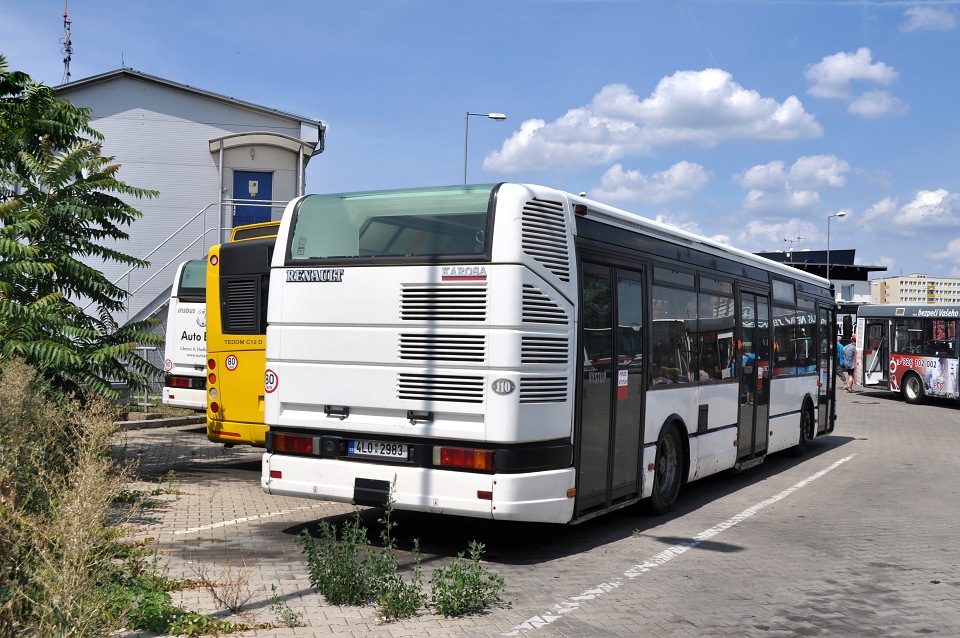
[430,541,506,617]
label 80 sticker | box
[264,369,279,393]
[225,355,238,371]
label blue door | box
[232,170,273,226]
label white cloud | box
[900,6,957,32]
[873,255,898,271]
[789,155,851,189]
[737,219,821,252]
[805,48,899,100]
[862,196,898,223]
[734,155,849,214]
[483,70,822,173]
[589,161,711,204]
[862,190,960,234]
[930,237,960,264]
[848,90,909,118]
[896,189,960,226]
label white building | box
[871,274,960,305]
[56,68,326,325]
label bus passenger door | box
[576,264,644,516]
[862,319,889,387]
[818,305,837,435]
[737,292,770,462]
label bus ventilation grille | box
[521,198,570,282]
[223,278,258,333]
[400,285,487,322]
[519,377,568,403]
[522,285,569,324]
[397,373,484,403]
[399,334,486,363]
[521,336,569,364]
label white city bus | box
[162,258,207,410]
[856,304,959,404]
[262,183,837,524]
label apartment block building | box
[871,274,960,304]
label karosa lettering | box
[441,266,487,278]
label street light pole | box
[826,210,847,295]
[464,111,506,184]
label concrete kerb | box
[116,414,206,431]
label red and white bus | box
[856,304,959,404]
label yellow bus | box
[205,222,279,447]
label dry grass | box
[0,358,138,637]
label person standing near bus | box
[843,335,857,392]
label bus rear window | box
[286,184,495,261]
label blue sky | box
[4,0,960,279]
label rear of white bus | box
[262,184,579,523]
[162,259,207,411]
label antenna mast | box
[61,0,73,83]
[783,233,804,260]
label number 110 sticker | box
[264,369,279,393]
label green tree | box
[0,55,162,400]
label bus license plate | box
[348,439,408,461]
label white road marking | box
[503,454,857,636]
[171,504,328,535]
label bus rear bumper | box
[207,419,267,447]
[261,453,576,524]
[162,387,205,411]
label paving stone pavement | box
[114,389,960,637]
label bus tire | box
[649,424,683,515]
[790,405,814,458]
[902,372,925,405]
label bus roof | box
[230,221,280,242]
[561,185,830,291]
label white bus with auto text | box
[162,258,207,410]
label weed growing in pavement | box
[430,540,505,617]
[298,509,377,605]
[269,584,305,628]
[370,498,425,622]
[190,561,254,613]
[298,484,504,622]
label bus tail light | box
[435,446,493,470]
[208,358,216,370]
[477,490,493,500]
[269,470,281,479]
[210,401,219,414]
[208,372,217,384]
[271,432,315,455]
[171,377,190,388]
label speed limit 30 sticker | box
[225,355,238,371]
[264,369,279,393]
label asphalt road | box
[117,388,960,637]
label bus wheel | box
[902,372,925,405]
[649,425,683,515]
[790,406,813,458]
